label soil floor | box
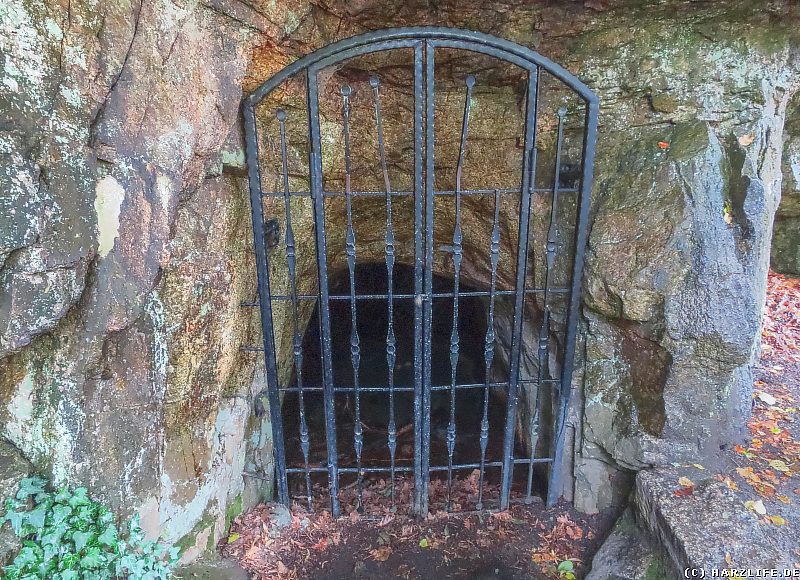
[223,482,618,579]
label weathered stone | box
[586,509,672,580]
[174,557,250,580]
[266,503,293,537]
[634,467,792,571]
[0,0,270,562]
[0,440,34,565]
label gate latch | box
[264,219,281,251]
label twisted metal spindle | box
[476,187,502,510]
[371,76,399,506]
[341,86,364,510]
[446,75,475,511]
[277,109,313,511]
[525,107,567,502]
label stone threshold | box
[588,466,792,579]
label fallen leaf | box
[678,476,694,487]
[745,499,767,515]
[370,545,393,562]
[767,515,786,526]
[419,537,430,548]
[738,133,755,146]
[777,495,792,504]
[757,391,778,406]
[658,141,669,150]
[312,537,328,552]
[692,463,706,470]
[227,533,240,544]
[768,459,791,474]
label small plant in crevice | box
[0,476,179,579]
[557,559,577,580]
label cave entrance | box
[243,28,598,516]
[281,263,512,511]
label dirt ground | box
[223,477,618,579]
[223,271,800,578]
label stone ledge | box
[633,467,791,572]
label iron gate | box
[243,27,598,517]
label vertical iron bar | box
[307,69,340,516]
[340,85,364,511]
[547,100,598,507]
[477,188,501,510]
[371,76,398,507]
[420,41,436,516]
[499,67,540,510]
[446,75,474,511]
[525,107,566,502]
[277,110,313,510]
[412,43,426,516]
[243,102,289,507]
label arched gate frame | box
[243,27,599,516]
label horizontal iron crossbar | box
[240,288,570,306]
[261,187,579,198]
[285,458,553,475]
[269,378,561,393]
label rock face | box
[0,0,280,559]
[0,440,34,565]
[0,0,798,560]
[772,95,800,274]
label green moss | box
[649,93,679,114]
[642,555,669,580]
[225,494,243,524]
[175,513,216,557]
[668,121,709,161]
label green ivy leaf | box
[26,503,48,529]
[14,545,38,568]
[72,530,93,552]
[15,477,47,501]
[67,488,90,509]
[54,488,71,505]
[98,524,118,547]
[4,507,26,535]
[79,546,103,569]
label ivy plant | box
[1,477,179,579]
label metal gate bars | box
[243,27,599,517]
